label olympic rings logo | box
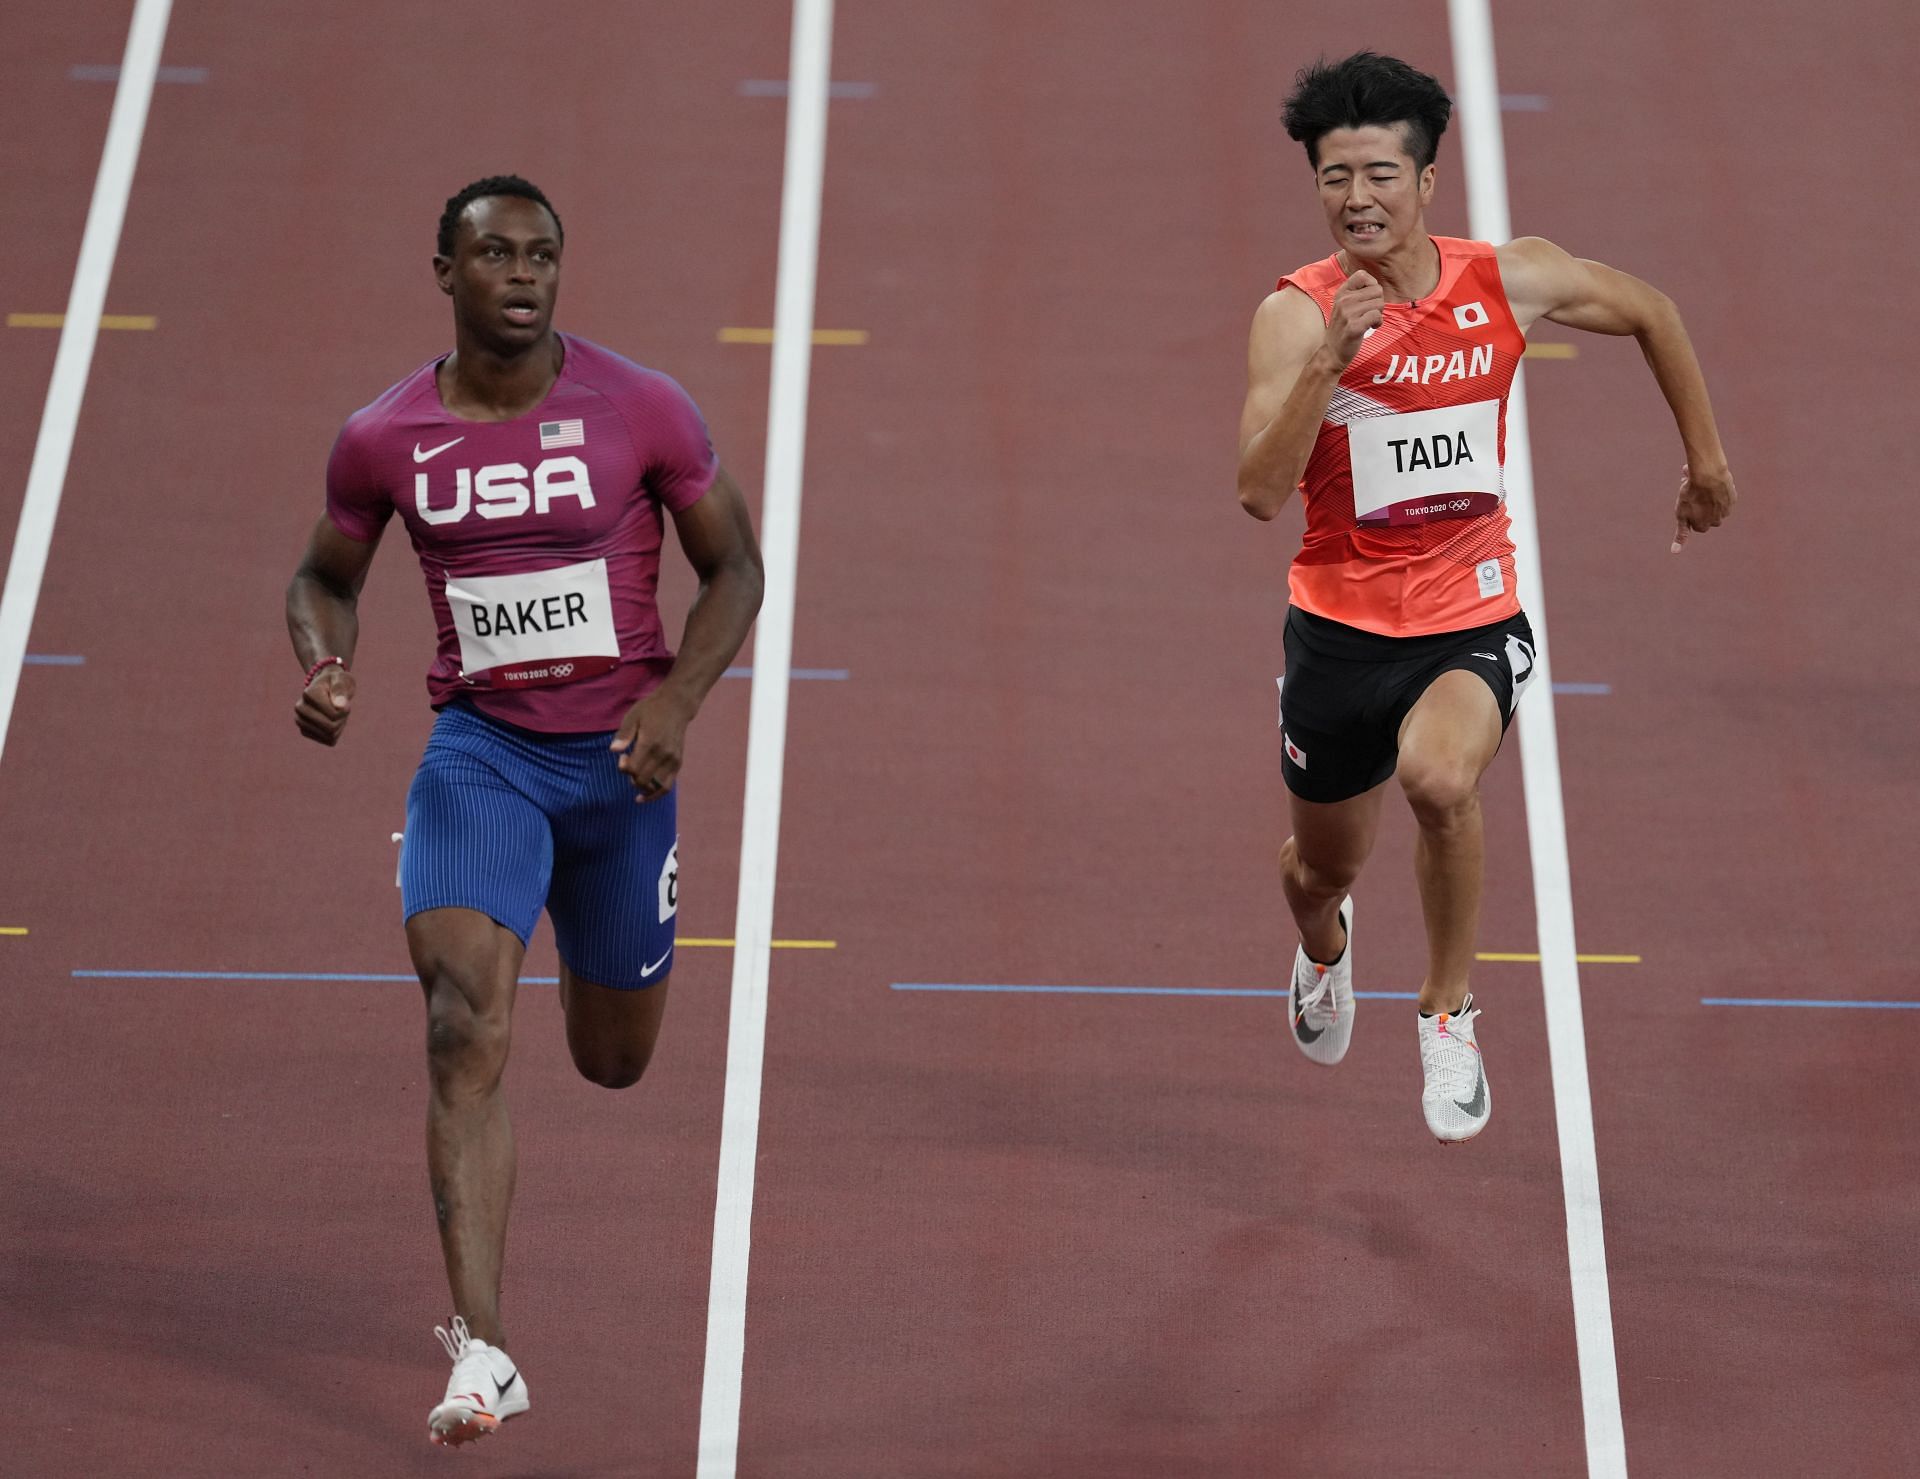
[551,663,575,678]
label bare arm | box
[1237,275,1384,520]
[285,514,381,745]
[610,465,765,799]
[1499,235,1735,548]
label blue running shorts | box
[400,702,679,989]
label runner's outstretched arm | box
[286,514,381,745]
[1497,236,1737,550]
[610,466,765,799]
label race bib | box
[447,558,620,688]
[1347,398,1502,526]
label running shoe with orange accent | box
[1417,994,1490,1142]
[1290,897,1354,1066]
[428,1316,529,1447]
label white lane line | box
[0,0,173,771]
[1447,4,1627,1475]
[696,1,835,1474]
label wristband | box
[303,655,348,688]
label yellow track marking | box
[717,327,868,346]
[1524,341,1577,359]
[8,313,157,330]
[678,937,837,950]
[1477,951,1640,964]
[1,927,27,936]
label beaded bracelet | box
[303,655,348,688]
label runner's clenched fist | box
[1325,270,1385,366]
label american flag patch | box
[539,418,585,450]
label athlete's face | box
[434,195,563,348]
[1312,125,1435,261]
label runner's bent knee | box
[562,969,668,1090]
[1398,757,1482,827]
[423,976,511,1094]
[1289,839,1363,899]
[575,1048,651,1092]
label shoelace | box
[1295,959,1335,1022]
[1428,1003,1483,1093]
[435,1315,477,1364]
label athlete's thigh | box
[547,777,679,992]
[401,705,557,948]
[1396,669,1503,786]
[1289,778,1390,877]
[1395,613,1536,784]
[558,961,671,1066]
[407,907,527,1024]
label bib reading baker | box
[447,558,620,688]
[1347,398,1502,527]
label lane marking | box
[1552,681,1611,695]
[70,942,839,981]
[70,62,206,84]
[1703,997,1920,1011]
[738,79,875,99]
[718,327,867,346]
[1525,341,1578,359]
[896,983,1287,998]
[889,956,1639,996]
[894,984,1423,1000]
[683,938,837,950]
[23,654,87,665]
[0,0,171,782]
[7,313,157,330]
[699,4,834,1473]
[2,927,27,936]
[722,666,849,680]
[1450,4,1626,1472]
[1501,93,1552,111]
[78,970,424,982]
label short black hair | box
[436,175,564,258]
[1282,52,1453,171]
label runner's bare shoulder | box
[1248,285,1326,377]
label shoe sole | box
[429,1403,527,1447]
[430,1412,499,1447]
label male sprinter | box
[1238,55,1733,1141]
[285,176,763,1442]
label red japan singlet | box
[1277,236,1525,636]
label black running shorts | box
[1277,605,1537,804]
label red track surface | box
[3,2,1915,1475]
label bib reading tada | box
[1346,398,1502,526]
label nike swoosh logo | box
[1454,1064,1487,1118]
[639,947,673,979]
[492,1365,518,1401]
[413,436,466,463]
[1292,980,1324,1043]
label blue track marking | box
[723,667,849,680]
[23,654,85,665]
[73,969,562,984]
[1551,682,1610,694]
[1500,93,1551,110]
[1702,997,1920,1010]
[890,982,1419,1000]
[737,79,876,99]
[70,63,208,84]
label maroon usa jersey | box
[325,334,718,732]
